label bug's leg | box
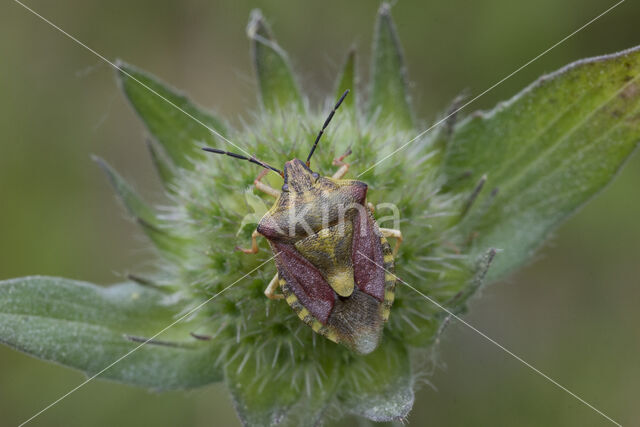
[332,148,352,179]
[264,273,284,300]
[367,202,375,214]
[379,228,403,256]
[254,169,281,198]
[236,229,261,254]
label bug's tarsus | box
[332,147,352,166]
[306,89,350,166]
[202,147,283,176]
[331,147,353,179]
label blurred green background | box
[1,0,639,426]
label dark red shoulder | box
[346,180,367,205]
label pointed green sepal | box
[368,3,414,130]
[93,156,188,257]
[116,61,227,169]
[146,138,177,190]
[445,248,497,315]
[335,47,357,113]
[247,10,304,113]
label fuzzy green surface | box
[2,3,640,426]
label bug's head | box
[282,158,319,193]
[201,90,349,191]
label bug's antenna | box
[202,147,283,176]
[306,89,350,166]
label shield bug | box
[203,90,402,354]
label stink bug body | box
[203,90,402,354]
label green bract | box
[3,4,640,426]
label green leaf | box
[341,340,414,422]
[116,61,227,169]
[0,276,222,390]
[441,46,640,281]
[225,351,338,427]
[146,138,177,190]
[247,10,304,113]
[368,3,414,130]
[447,249,497,312]
[93,156,188,256]
[335,47,357,113]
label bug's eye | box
[312,172,319,180]
[281,184,289,192]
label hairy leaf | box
[146,138,177,189]
[7,5,640,426]
[335,47,357,113]
[116,61,226,168]
[368,3,413,130]
[442,46,640,281]
[0,277,222,389]
[247,10,304,113]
